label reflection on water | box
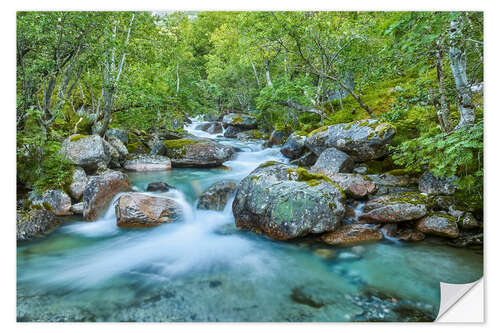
[16,120,483,322]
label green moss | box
[69,134,89,142]
[307,126,329,137]
[386,192,428,205]
[42,202,53,212]
[163,139,197,149]
[386,169,408,176]
[259,160,280,168]
[294,130,308,137]
[127,142,139,153]
[250,175,261,181]
[232,115,244,124]
[428,212,457,221]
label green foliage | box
[392,121,483,207]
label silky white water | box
[16,120,483,322]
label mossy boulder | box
[418,172,457,195]
[17,208,59,241]
[290,151,318,167]
[163,137,235,167]
[236,130,264,141]
[223,125,242,138]
[195,122,223,134]
[416,215,459,238]
[60,134,111,172]
[359,192,428,223]
[28,190,72,216]
[305,119,396,162]
[222,113,257,129]
[320,173,377,199]
[105,128,129,145]
[232,162,346,240]
[280,132,307,159]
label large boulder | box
[123,155,172,171]
[163,138,235,167]
[60,134,111,171]
[115,193,182,228]
[17,208,58,241]
[106,128,129,145]
[290,151,318,167]
[359,192,428,223]
[103,139,121,168]
[321,224,383,246]
[280,132,307,159]
[82,171,131,221]
[232,162,346,240]
[29,190,72,216]
[197,180,237,211]
[268,130,289,146]
[68,167,88,200]
[305,120,396,162]
[222,113,258,130]
[108,137,129,161]
[416,215,459,238]
[418,172,457,195]
[311,147,354,174]
[223,125,242,138]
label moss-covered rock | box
[232,162,346,240]
[359,192,428,223]
[222,113,258,129]
[60,134,111,172]
[163,137,235,168]
[280,132,307,159]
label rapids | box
[16,119,483,322]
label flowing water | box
[16,120,483,322]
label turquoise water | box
[16,125,483,322]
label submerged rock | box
[83,171,131,221]
[222,113,257,130]
[359,192,428,223]
[280,132,307,159]
[313,248,338,260]
[311,147,354,174]
[163,138,235,167]
[418,172,457,195]
[123,155,172,171]
[68,167,88,201]
[305,119,395,162]
[321,225,383,246]
[115,193,182,228]
[17,209,59,241]
[232,162,345,240]
[29,190,72,216]
[60,134,111,172]
[416,215,459,238]
[146,182,175,192]
[197,180,237,211]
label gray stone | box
[223,125,242,138]
[106,128,129,145]
[290,152,318,167]
[70,202,84,215]
[17,209,58,241]
[416,215,459,238]
[418,172,457,195]
[123,155,172,171]
[163,138,235,168]
[280,132,306,159]
[68,167,88,200]
[197,180,237,211]
[222,113,258,129]
[311,147,354,174]
[60,134,111,172]
[359,192,428,223]
[29,190,72,216]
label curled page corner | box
[436,278,483,321]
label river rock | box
[197,180,237,211]
[232,162,346,240]
[268,130,289,146]
[70,202,84,215]
[123,155,172,171]
[416,215,459,238]
[68,167,88,200]
[305,119,395,162]
[418,172,457,195]
[29,190,72,216]
[321,225,383,246]
[147,136,166,156]
[163,138,235,167]
[146,182,175,192]
[108,137,129,161]
[311,147,354,174]
[222,113,257,129]
[324,173,376,199]
[359,192,428,223]
[280,132,307,159]
[459,212,482,230]
[103,139,121,168]
[223,125,242,138]
[106,128,129,145]
[354,166,368,174]
[115,193,182,228]
[17,208,59,241]
[206,122,223,134]
[60,134,111,171]
[82,171,131,221]
[290,151,318,167]
[236,130,262,141]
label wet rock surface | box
[280,132,307,159]
[163,138,235,167]
[197,180,237,211]
[124,155,172,171]
[17,209,59,241]
[29,190,72,216]
[60,134,112,172]
[321,225,383,246]
[146,182,175,192]
[359,192,428,223]
[222,113,258,130]
[311,147,354,174]
[416,215,459,238]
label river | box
[16,119,483,322]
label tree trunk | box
[176,61,180,95]
[265,46,273,88]
[250,60,261,89]
[435,45,453,133]
[448,19,475,129]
